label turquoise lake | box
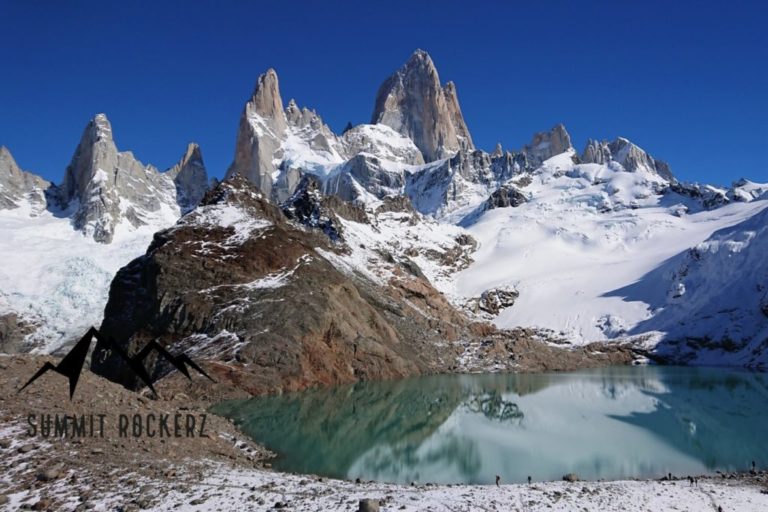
[212,366,768,484]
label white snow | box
[143,461,768,512]
[453,152,768,345]
[0,200,176,353]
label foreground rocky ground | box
[2,354,767,511]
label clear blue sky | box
[1,0,766,186]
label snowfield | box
[0,200,176,353]
[54,462,768,512]
[452,152,768,355]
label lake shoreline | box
[2,354,768,510]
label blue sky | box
[1,0,766,185]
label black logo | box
[19,327,215,399]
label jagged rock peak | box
[371,49,474,162]
[91,113,113,140]
[166,142,209,213]
[247,68,286,128]
[59,114,190,243]
[581,136,674,180]
[0,146,19,176]
[522,123,573,165]
[61,113,120,207]
[582,138,611,165]
[0,146,52,211]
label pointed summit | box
[371,49,474,162]
[227,68,343,201]
[167,142,208,213]
[227,68,290,195]
[61,113,120,207]
[246,68,287,133]
[60,114,192,243]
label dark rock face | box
[281,175,367,241]
[486,185,528,209]
[90,176,468,395]
[166,143,209,213]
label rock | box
[226,69,342,202]
[485,185,528,209]
[37,467,61,481]
[274,502,288,509]
[371,49,473,162]
[581,139,612,165]
[60,114,208,243]
[91,176,470,395]
[358,499,380,512]
[522,124,573,166]
[468,287,519,315]
[33,498,52,511]
[0,495,8,505]
[582,136,671,179]
[0,438,12,449]
[0,146,52,212]
[18,444,35,453]
[165,143,209,213]
[563,473,580,482]
[90,448,104,455]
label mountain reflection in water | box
[212,366,768,484]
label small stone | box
[359,499,380,512]
[0,439,11,449]
[18,444,35,453]
[37,468,61,482]
[563,473,580,483]
[91,448,104,455]
[33,498,52,510]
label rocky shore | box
[2,353,768,511]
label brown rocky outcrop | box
[90,176,469,395]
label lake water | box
[212,366,768,484]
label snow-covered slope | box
[0,120,209,353]
[0,201,166,353]
[452,151,768,354]
[613,206,768,367]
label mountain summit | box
[371,49,474,162]
[61,113,208,243]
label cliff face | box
[371,49,474,162]
[0,146,51,212]
[60,114,209,243]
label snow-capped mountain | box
[0,116,208,352]
[219,49,767,367]
[2,49,766,369]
